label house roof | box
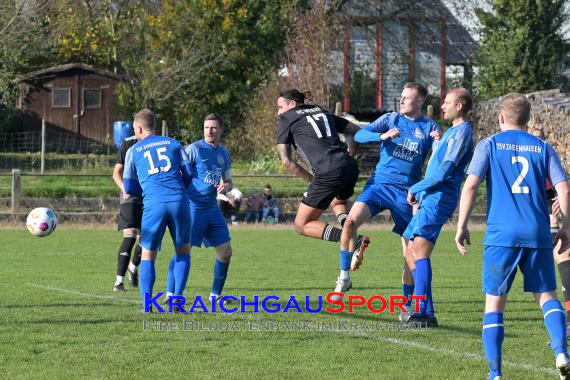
[17,63,126,83]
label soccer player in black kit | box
[276,88,369,255]
[111,135,143,291]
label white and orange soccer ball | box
[26,207,58,237]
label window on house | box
[84,89,102,109]
[52,88,71,108]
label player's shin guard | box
[211,259,230,297]
[482,312,504,379]
[414,258,433,317]
[339,249,352,275]
[131,242,142,267]
[166,254,176,294]
[173,254,191,296]
[139,260,156,304]
[558,261,570,309]
[117,237,136,276]
[542,299,568,357]
[322,224,342,242]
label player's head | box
[441,87,472,121]
[531,128,546,141]
[203,113,224,145]
[264,184,272,195]
[133,108,156,138]
[400,82,427,117]
[499,93,531,130]
[277,89,306,115]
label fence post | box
[335,101,342,116]
[161,120,168,136]
[11,169,21,214]
[41,119,46,174]
[427,105,434,120]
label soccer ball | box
[26,207,58,237]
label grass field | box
[1,228,561,379]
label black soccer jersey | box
[277,104,355,175]
[116,135,138,165]
[116,136,142,204]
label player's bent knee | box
[294,220,305,235]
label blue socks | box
[340,250,352,271]
[403,283,415,308]
[482,312,504,379]
[414,258,434,317]
[166,254,176,294]
[542,299,568,357]
[211,259,230,296]
[140,259,156,304]
[174,254,191,296]
[166,253,191,296]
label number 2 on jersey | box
[144,147,172,175]
[306,113,331,138]
[511,156,529,194]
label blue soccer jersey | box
[123,135,192,203]
[186,139,232,208]
[410,121,474,202]
[355,112,440,188]
[467,130,567,248]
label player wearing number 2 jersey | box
[276,89,364,250]
[455,94,570,380]
[123,109,193,310]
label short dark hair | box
[264,184,272,190]
[133,108,155,131]
[279,89,306,104]
[451,87,473,115]
[204,113,224,128]
[403,82,428,99]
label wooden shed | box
[16,63,126,148]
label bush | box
[247,153,282,174]
[0,106,23,133]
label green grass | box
[0,229,560,379]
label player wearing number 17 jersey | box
[455,94,570,380]
[123,109,193,310]
[276,89,365,254]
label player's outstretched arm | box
[278,143,313,183]
[455,174,481,256]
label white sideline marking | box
[336,330,557,375]
[26,283,139,304]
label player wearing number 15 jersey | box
[276,89,364,251]
[455,94,570,379]
[123,109,193,310]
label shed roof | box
[17,63,126,83]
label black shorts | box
[547,188,556,201]
[117,202,143,231]
[302,160,359,210]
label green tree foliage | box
[1,0,302,142]
[476,0,568,99]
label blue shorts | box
[483,246,556,296]
[355,183,412,236]
[140,201,191,251]
[190,205,231,248]
[403,194,456,243]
